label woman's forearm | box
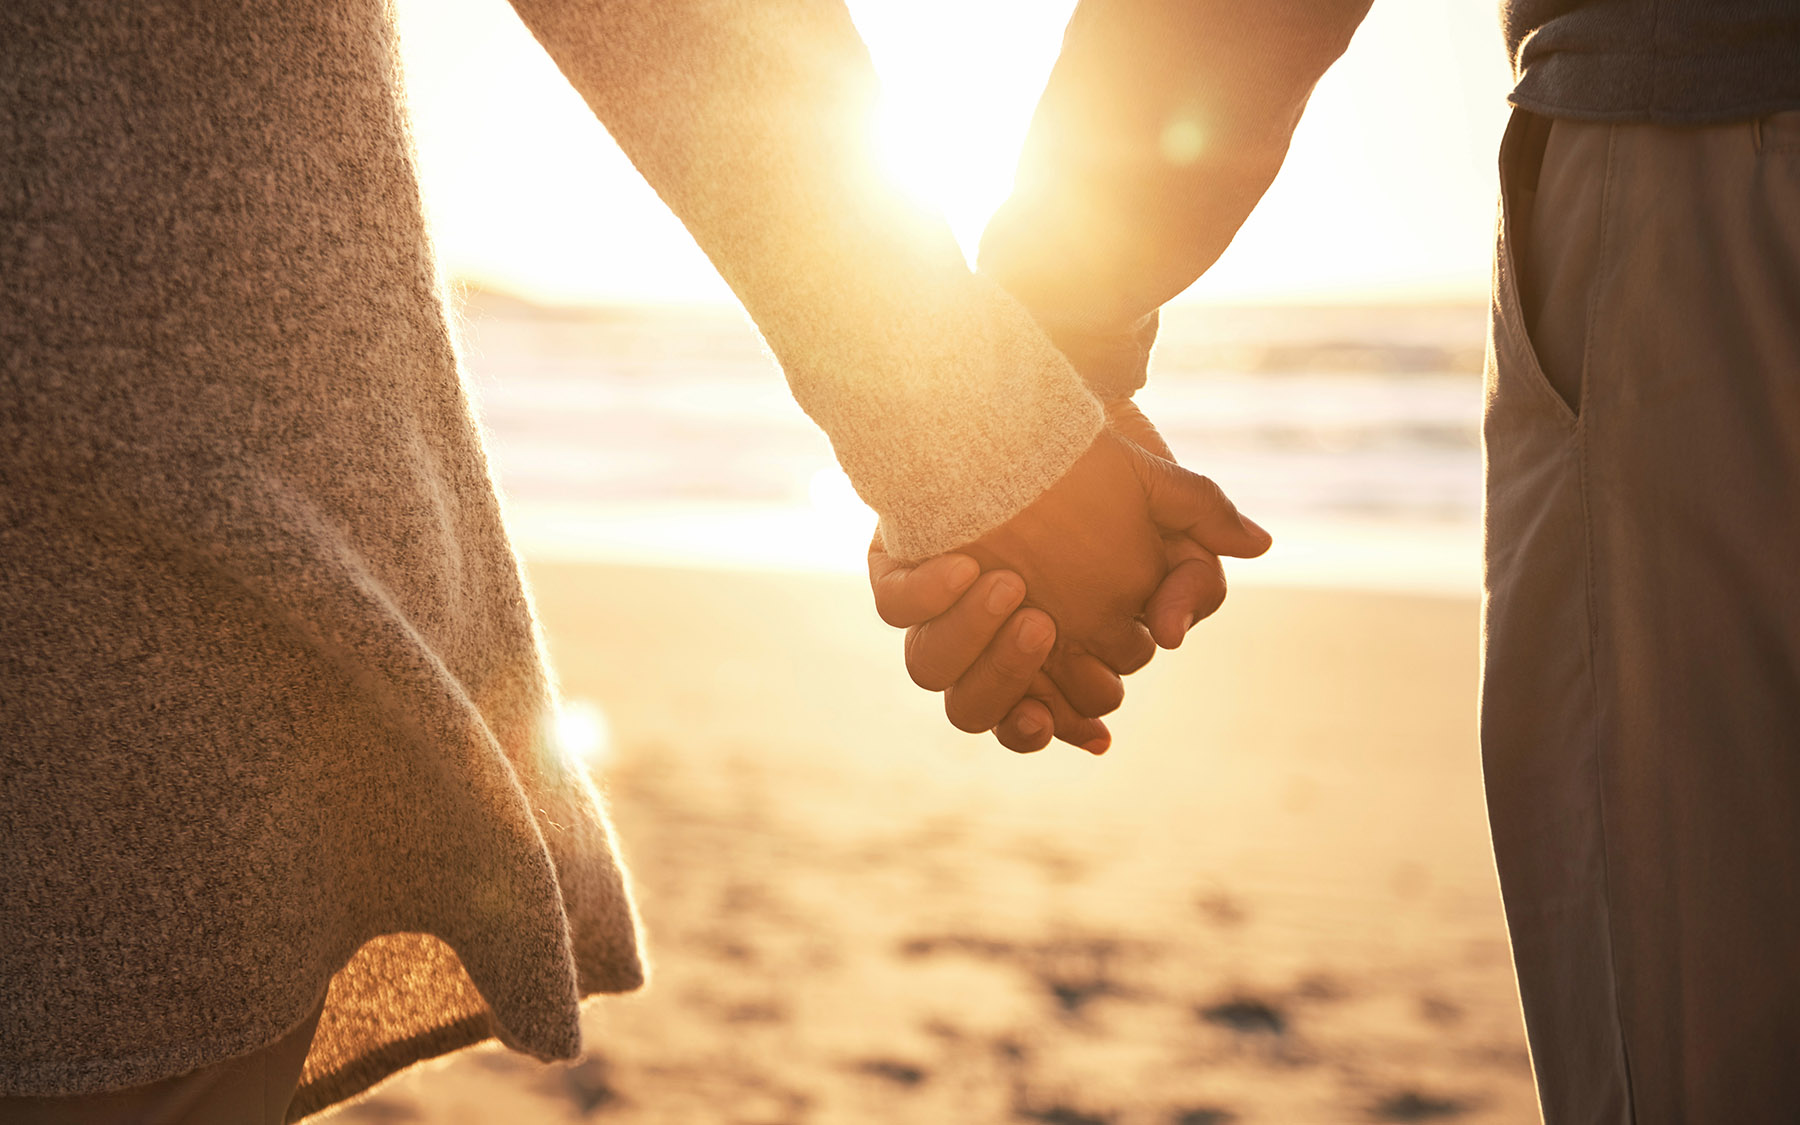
[504,0,1104,560]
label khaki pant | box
[1485,107,1800,1123]
[0,1002,322,1124]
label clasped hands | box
[868,400,1271,754]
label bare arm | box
[980,0,1374,399]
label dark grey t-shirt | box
[1506,0,1800,122]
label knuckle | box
[1192,559,1229,617]
[873,578,924,627]
[1196,474,1235,515]
[1113,632,1157,675]
[944,690,997,734]
[996,727,1044,755]
[1195,583,1228,621]
[907,661,954,693]
[1089,685,1125,717]
[1063,684,1120,719]
[1054,715,1099,746]
[903,628,957,692]
[1080,668,1127,715]
[990,641,1045,683]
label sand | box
[325,561,1537,1125]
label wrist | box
[972,268,1159,401]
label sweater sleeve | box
[977,0,1373,401]
[501,0,1103,561]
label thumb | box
[1132,451,1273,559]
[868,532,981,627]
[1103,398,1175,460]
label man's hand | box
[953,431,1165,716]
[1101,398,1256,649]
[960,427,1269,715]
[868,410,1270,754]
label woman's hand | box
[868,405,1270,754]
[868,543,1112,754]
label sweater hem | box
[0,982,336,1100]
[286,1011,496,1123]
[873,400,1102,562]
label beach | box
[313,295,1538,1122]
[460,294,1488,596]
[326,561,1536,1124]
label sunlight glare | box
[555,699,613,768]
[395,0,1510,306]
[849,0,1076,258]
[808,466,873,524]
[872,98,949,213]
[1159,117,1208,167]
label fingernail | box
[1081,737,1110,756]
[1181,612,1196,635]
[1016,713,1047,737]
[986,574,1024,614]
[947,556,980,591]
[1239,513,1271,541]
[1015,615,1052,651]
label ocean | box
[456,291,1489,597]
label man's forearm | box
[979,0,1373,400]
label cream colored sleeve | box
[503,0,1103,561]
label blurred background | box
[339,2,1540,1122]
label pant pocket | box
[1756,109,1800,153]
[1490,109,1581,428]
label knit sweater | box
[0,0,1102,1115]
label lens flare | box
[555,699,613,767]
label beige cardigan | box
[0,0,1101,1117]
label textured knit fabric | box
[1505,0,1800,124]
[0,0,1101,1114]
[502,1,1105,561]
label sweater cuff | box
[813,274,1104,563]
[868,389,1102,563]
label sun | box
[848,1,1078,260]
